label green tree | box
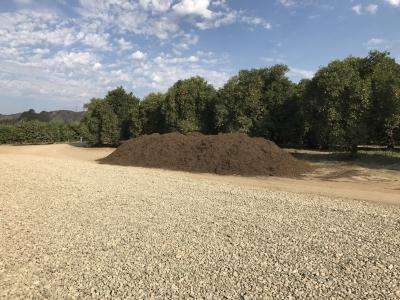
[97,103,119,145]
[105,87,141,140]
[216,65,295,140]
[140,93,165,134]
[308,57,371,153]
[14,121,52,144]
[274,79,310,147]
[215,69,264,134]
[0,124,16,144]
[162,76,217,134]
[81,98,103,145]
[45,121,79,142]
[0,120,79,145]
[81,99,119,146]
[363,51,400,148]
[258,65,296,141]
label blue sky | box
[0,0,399,114]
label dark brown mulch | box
[100,132,311,177]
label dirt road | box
[1,144,399,299]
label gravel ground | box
[0,153,399,299]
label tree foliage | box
[364,51,400,148]
[140,93,165,134]
[81,100,119,146]
[81,87,141,146]
[78,52,400,153]
[162,76,217,134]
[105,87,141,140]
[0,120,79,144]
[306,57,371,152]
[215,65,295,141]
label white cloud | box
[279,0,295,7]
[93,62,102,70]
[288,67,315,82]
[352,4,363,14]
[352,3,379,15]
[366,4,378,14]
[14,0,32,4]
[33,48,50,56]
[174,33,199,51]
[151,73,163,83]
[0,11,77,47]
[131,50,147,60]
[173,0,213,19]
[50,51,98,68]
[385,0,400,7]
[365,38,391,50]
[139,0,173,12]
[0,1,269,109]
[261,57,286,64]
[367,38,386,46]
[81,32,110,49]
[153,54,201,65]
[117,38,133,50]
[240,15,272,29]
[75,0,270,40]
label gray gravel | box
[0,154,399,299]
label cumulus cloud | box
[51,51,98,68]
[117,38,134,51]
[352,3,379,15]
[365,38,392,50]
[139,0,173,12]
[174,33,199,51]
[0,6,231,106]
[131,50,147,60]
[279,0,296,7]
[288,67,315,82]
[385,0,400,7]
[366,4,378,14]
[0,0,270,109]
[352,4,363,14]
[367,38,386,46]
[14,0,33,4]
[76,0,270,40]
[173,0,213,19]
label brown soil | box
[100,132,311,177]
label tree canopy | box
[162,76,217,134]
[76,51,400,153]
[81,87,141,146]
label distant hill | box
[45,110,84,122]
[0,112,21,122]
[0,110,84,123]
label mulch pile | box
[101,132,311,177]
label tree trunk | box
[386,128,395,150]
[350,144,358,158]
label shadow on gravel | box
[291,151,400,171]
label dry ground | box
[0,144,399,299]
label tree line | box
[0,120,80,144]
[81,51,400,154]
[0,108,84,144]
